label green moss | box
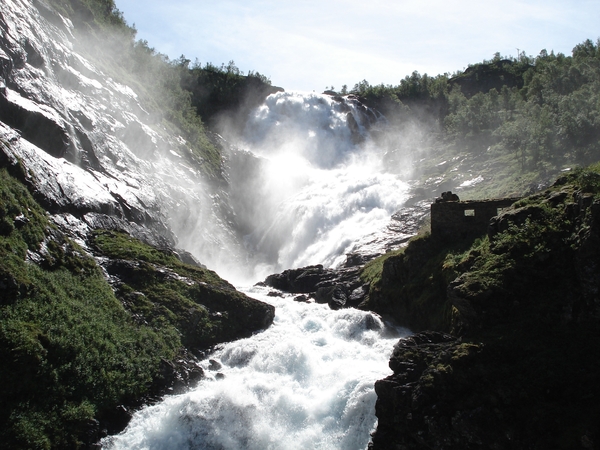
[89,229,272,349]
[360,248,404,286]
[91,229,230,288]
[0,169,178,449]
[364,165,600,334]
[361,233,472,331]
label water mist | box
[102,91,414,450]
[196,91,411,284]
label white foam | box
[219,92,409,283]
[102,287,410,450]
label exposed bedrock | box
[262,264,369,309]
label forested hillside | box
[345,42,600,197]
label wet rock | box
[13,213,29,227]
[208,359,222,371]
[263,263,366,311]
[0,89,69,158]
[342,252,368,267]
[102,405,132,437]
[264,264,328,293]
[315,284,347,309]
[348,284,369,306]
[0,0,244,274]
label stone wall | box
[430,198,519,240]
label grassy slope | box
[0,166,273,449]
[0,167,176,449]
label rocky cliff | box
[366,168,600,449]
[261,167,600,449]
[0,1,275,448]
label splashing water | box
[102,93,412,449]
[215,91,409,283]
[102,287,409,450]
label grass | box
[0,168,177,449]
[89,228,274,349]
[0,166,274,448]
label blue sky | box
[115,0,600,92]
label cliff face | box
[367,169,600,449]
[1,0,233,251]
[0,1,275,448]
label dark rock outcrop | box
[370,332,500,450]
[263,263,370,309]
[369,175,600,449]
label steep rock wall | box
[368,173,600,449]
[0,0,242,263]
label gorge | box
[1,1,600,449]
[0,1,417,447]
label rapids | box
[102,92,414,449]
[102,287,409,450]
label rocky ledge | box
[366,170,600,449]
[261,263,368,309]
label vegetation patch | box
[360,233,472,331]
[89,228,274,349]
[0,168,178,449]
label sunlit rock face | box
[0,0,239,264]
[0,1,414,285]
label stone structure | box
[430,197,519,240]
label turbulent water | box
[204,91,410,283]
[103,287,408,450]
[102,92,412,449]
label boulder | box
[263,263,366,310]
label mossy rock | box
[90,229,275,348]
[0,168,274,449]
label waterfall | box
[102,287,409,450]
[196,91,410,284]
[102,92,412,449]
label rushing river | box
[102,92,412,449]
[102,286,408,450]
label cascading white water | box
[102,286,409,450]
[211,91,410,284]
[102,93,412,449]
